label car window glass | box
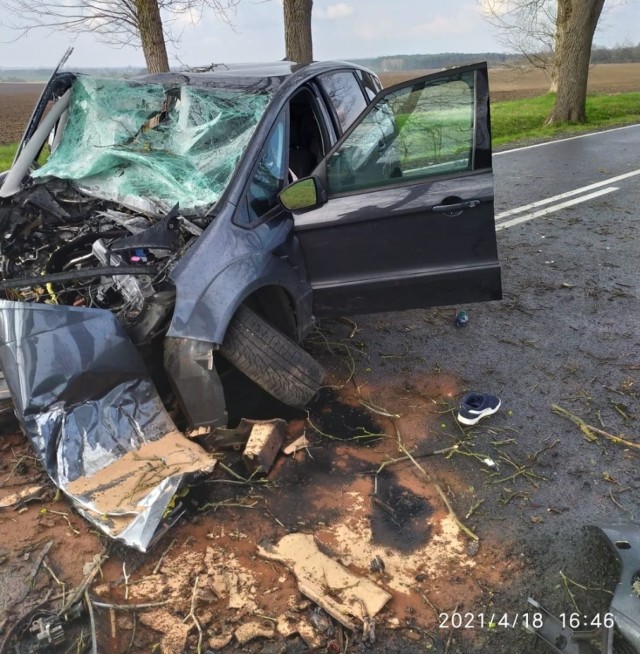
[319,71,368,133]
[356,70,382,100]
[326,71,475,196]
[246,113,286,223]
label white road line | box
[494,124,640,156]
[496,168,640,221]
[496,187,619,231]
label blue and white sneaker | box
[457,393,501,425]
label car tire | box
[220,304,324,408]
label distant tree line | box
[591,43,640,63]
[355,44,640,73]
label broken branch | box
[183,575,203,654]
[553,404,640,450]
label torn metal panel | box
[0,300,214,550]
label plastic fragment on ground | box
[0,485,45,508]
[257,533,392,630]
[283,434,310,455]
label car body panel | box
[293,63,501,316]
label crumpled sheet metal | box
[0,300,214,551]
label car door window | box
[326,71,475,196]
[245,112,287,223]
[318,71,368,133]
[356,70,382,100]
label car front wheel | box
[220,304,324,408]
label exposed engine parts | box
[0,180,204,344]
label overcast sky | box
[0,0,638,70]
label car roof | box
[135,60,375,93]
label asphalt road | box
[314,124,640,653]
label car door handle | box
[432,199,481,213]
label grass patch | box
[0,144,17,172]
[492,92,640,147]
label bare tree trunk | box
[135,0,170,73]
[545,0,605,124]
[284,0,313,64]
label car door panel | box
[293,62,501,317]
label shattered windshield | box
[33,77,271,214]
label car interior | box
[288,88,326,180]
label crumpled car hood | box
[0,300,215,551]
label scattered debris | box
[242,419,287,474]
[283,434,311,455]
[370,555,385,573]
[455,309,469,327]
[208,632,233,650]
[234,620,275,645]
[553,404,640,451]
[0,485,45,509]
[258,533,392,630]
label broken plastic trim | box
[32,77,271,215]
[0,300,215,551]
[592,523,640,654]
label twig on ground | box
[412,587,439,617]
[59,549,108,615]
[444,603,459,654]
[90,599,172,610]
[153,538,176,574]
[553,404,640,450]
[465,500,485,520]
[126,613,137,654]
[559,570,581,613]
[28,540,53,582]
[123,562,130,601]
[85,590,98,654]
[42,560,66,606]
[183,575,203,654]
[395,435,478,541]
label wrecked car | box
[0,60,501,548]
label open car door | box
[290,62,501,317]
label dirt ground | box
[1,63,640,145]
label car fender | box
[168,213,312,346]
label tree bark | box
[135,0,170,73]
[284,0,313,64]
[545,0,605,124]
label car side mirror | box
[279,177,322,212]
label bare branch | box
[0,0,240,71]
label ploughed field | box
[383,62,640,100]
[0,83,42,146]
